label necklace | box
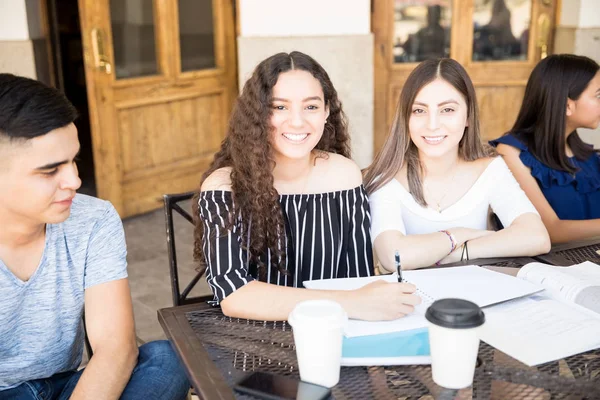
[424,163,459,213]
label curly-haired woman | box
[194,52,420,321]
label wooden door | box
[79,0,237,217]
[373,0,557,152]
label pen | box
[395,250,402,283]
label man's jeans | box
[0,341,190,400]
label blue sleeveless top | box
[489,134,600,220]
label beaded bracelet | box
[439,230,457,254]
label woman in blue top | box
[490,54,600,243]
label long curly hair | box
[193,51,350,278]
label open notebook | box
[481,261,600,366]
[303,265,543,337]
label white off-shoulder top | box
[369,157,539,242]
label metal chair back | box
[163,192,212,306]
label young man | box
[0,74,189,399]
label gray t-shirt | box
[0,194,128,390]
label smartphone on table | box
[233,371,332,400]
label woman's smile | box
[422,135,448,145]
[282,132,309,143]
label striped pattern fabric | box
[198,186,374,304]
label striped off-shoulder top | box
[198,186,374,304]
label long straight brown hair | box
[364,58,490,206]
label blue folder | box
[341,328,431,366]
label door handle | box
[91,28,112,74]
[537,13,551,59]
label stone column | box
[0,0,50,84]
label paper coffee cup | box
[288,300,347,388]
[425,298,485,389]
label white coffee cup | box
[425,298,485,389]
[288,300,347,388]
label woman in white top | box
[364,58,550,271]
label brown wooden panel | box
[113,74,224,103]
[118,92,224,175]
[79,0,237,217]
[122,157,213,216]
[476,86,525,142]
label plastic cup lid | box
[288,300,347,328]
[425,298,485,329]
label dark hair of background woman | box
[193,51,350,277]
[507,54,599,173]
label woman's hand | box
[345,280,422,321]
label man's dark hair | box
[0,73,78,141]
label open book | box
[480,261,600,366]
[517,260,600,313]
[303,265,543,337]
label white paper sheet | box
[303,266,543,337]
[480,294,600,366]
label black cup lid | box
[425,298,485,329]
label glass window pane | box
[110,0,158,79]
[393,1,452,64]
[178,0,216,71]
[472,0,531,61]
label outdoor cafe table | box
[535,237,600,266]
[159,252,600,400]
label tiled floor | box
[123,200,212,343]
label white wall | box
[0,0,29,40]
[0,0,37,79]
[561,0,600,28]
[578,0,600,27]
[239,0,370,37]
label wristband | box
[461,241,470,261]
[439,230,457,254]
